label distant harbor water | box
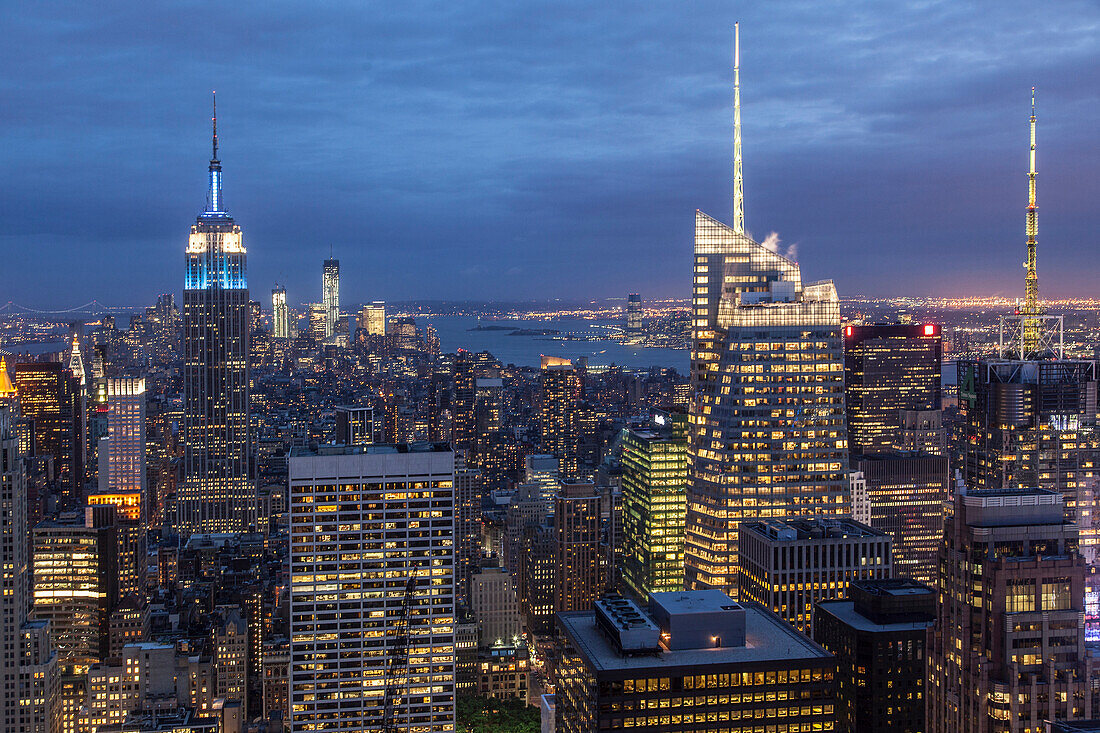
[415,315,689,372]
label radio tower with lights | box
[1021,88,1042,356]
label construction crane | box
[381,572,417,733]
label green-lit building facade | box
[621,412,689,599]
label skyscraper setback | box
[177,99,254,535]
[686,26,849,593]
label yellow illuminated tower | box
[1021,88,1042,356]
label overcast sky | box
[2,1,1098,308]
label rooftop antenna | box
[206,91,223,214]
[1021,87,1041,355]
[732,22,745,235]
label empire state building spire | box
[207,91,224,214]
[732,22,745,235]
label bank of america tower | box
[178,97,254,535]
[685,26,849,593]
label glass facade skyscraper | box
[620,412,688,599]
[322,258,339,339]
[177,106,254,535]
[686,211,849,593]
[271,284,288,339]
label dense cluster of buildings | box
[0,29,1098,733]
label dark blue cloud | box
[0,0,1097,308]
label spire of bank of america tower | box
[732,22,744,235]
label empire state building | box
[177,98,254,535]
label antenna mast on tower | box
[732,22,745,235]
[1021,87,1042,355]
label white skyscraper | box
[289,443,456,733]
[272,284,289,339]
[322,258,339,339]
[105,378,146,496]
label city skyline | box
[2,2,1099,307]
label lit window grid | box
[289,470,456,733]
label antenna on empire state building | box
[207,91,224,214]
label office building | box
[687,32,847,594]
[322,258,339,338]
[271,284,288,339]
[452,350,477,452]
[92,378,147,590]
[289,443,455,733]
[540,357,579,478]
[503,481,550,580]
[473,377,504,465]
[306,303,327,342]
[958,356,1099,525]
[1,404,58,732]
[13,361,83,498]
[815,579,935,733]
[519,523,555,637]
[737,517,892,635]
[525,454,560,510]
[896,408,947,455]
[620,412,688,599]
[334,405,378,446]
[475,643,529,701]
[31,511,120,664]
[359,301,386,337]
[625,293,642,334]
[554,480,602,614]
[101,378,146,495]
[261,639,290,723]
[843,323,942,455]
[555,591,838,733]
[851,452,949,584]
[455,467,483,599]
[469,565,522,647]
[213,609,247,704]
[0,404,24,724]
[928,487,1100,732]
[178,102,254,536]
[390,317,418,352]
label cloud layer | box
[1,1,1097,307]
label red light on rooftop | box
[924,324,935,336]
[845,326,853,337]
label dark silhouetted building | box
[844,323,941,455]
[815,578,935,733]
[852,452,949,584]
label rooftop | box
[290,441,452,457]
[816,600,935,635]
[741,516,887,542]
[559,601,831,673]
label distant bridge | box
[0,300,143,317]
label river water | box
[413,315,689,372]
